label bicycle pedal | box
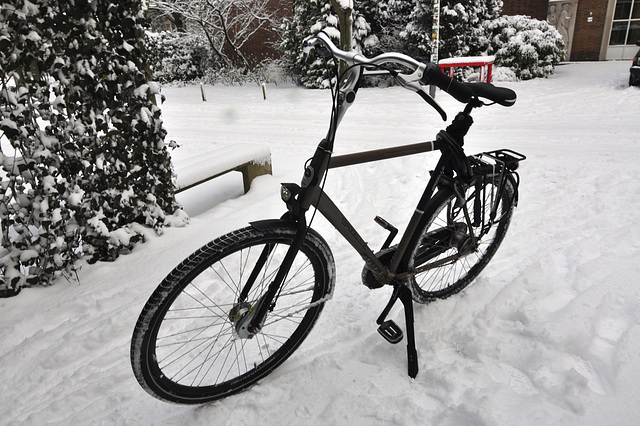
[374,216,398,250]
[378,320,403,344]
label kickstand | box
[398,285,419,378]
[376,284,419,378]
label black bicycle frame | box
[246,64,476,333]
[246,133,464,333]
[307,139,448,283]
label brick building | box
[503,0,640,60]
[503,0,550,20]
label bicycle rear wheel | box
[130,223,334,404]
[403,175,516,303]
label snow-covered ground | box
[2,60,639,425]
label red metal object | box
[438,57,495,83]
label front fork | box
[239,217,310,338]
[239,141,335,337]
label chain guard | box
[361,246,397,289]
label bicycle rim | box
[131,225,334,404]
[405,177,514,302]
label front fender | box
[248,217,336,298]
[249,218,298,232]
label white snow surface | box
[2,61,640,425]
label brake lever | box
[302,43,313,64]
[302,33,334,64]
[416,90,447,121]
[396,65,447,121]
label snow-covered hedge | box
[144,31,215,83]
[485,15,565,80]
[0,0,182,296]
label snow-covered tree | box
[0,0,181,296]
[372,0,414,55]
[402,0,503,62]
[281,0,331,88]
[281,0,377,88]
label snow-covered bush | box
[203,60,291,86]
[0,0,181,296]
[144,31,215,83]
[485,15,565,80]
[491,66,518,82]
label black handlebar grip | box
[421,62,473,104]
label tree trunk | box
[330,0,353,77]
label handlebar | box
[420,63,473,104]
[304,32,473,104]
[305,32,424,71]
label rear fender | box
[505,172,520,207]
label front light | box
[281,183,301,202]
[281,185,292,202]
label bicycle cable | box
[306,59,396,232]
[306,60,392,231]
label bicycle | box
[130,32,526,404]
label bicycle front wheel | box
[403,176,516,303]
[130,223,335,404]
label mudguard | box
[249,218,298,231]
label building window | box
[610,0,640,45]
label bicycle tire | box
[130,223,335,404]
[402,175,516,303]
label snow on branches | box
[0,0,182,296]
[148,0,279,70]
[281,0,564,86]
[280,0,379,89]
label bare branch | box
[150,0,280,69]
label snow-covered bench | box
[174,144,272,194]
[438,56,496,83]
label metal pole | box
[429,0,440,98]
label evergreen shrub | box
[0,0,183,296]
[485,15,565,80]
[144,31,214,83]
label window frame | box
[610,0,640,45]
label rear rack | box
[469,149,526,174]
[466,149,526,228]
